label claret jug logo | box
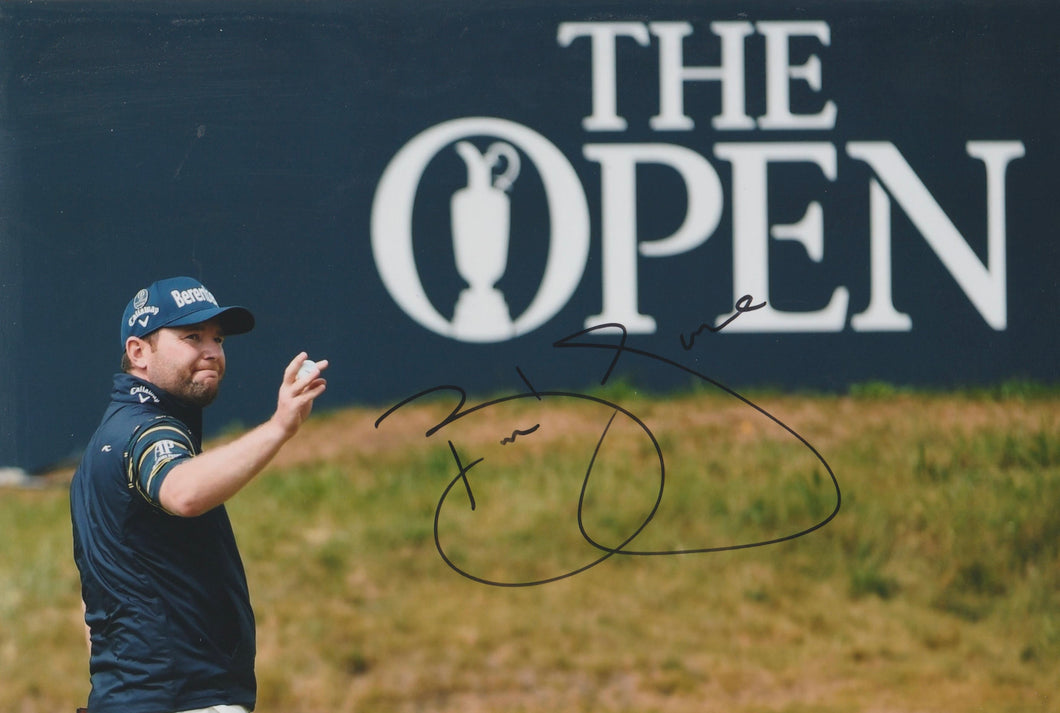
[370,20,1025,344]
[372,118,591,343]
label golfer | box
[70,276,328,713]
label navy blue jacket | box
[70,374,256,713]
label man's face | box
[141,318,227,407]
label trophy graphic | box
[450,140,521,341]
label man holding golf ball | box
[71,276,328,713]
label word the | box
[559,20,837,132]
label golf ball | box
[296,359,317,381]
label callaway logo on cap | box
[121,276,255,347]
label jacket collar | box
[110,372,203,438]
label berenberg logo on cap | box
[171,286,219,309]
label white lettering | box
[129,385,159,403]
[713,142,848,332]
[154,440,177,459]
[650,21,755,131]
[171,287,218,309]
[371,54,1024,342]
[557,22,651,132]
[583,143,724,332]
[558,20,836,132]
[847,141,1025,330]
[757,21,837,130]
[127,305,160,327]
[851,179,913,331]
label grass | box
[1,389,1058,712]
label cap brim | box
[167,305,255,336]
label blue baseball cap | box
[121,276,255,347]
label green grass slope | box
[2,391,1057,712]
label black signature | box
[679,294,767,350]
[374,320,840,587]
[500,424,540,445]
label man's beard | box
[172,375,221,408]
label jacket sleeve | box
[124,416,197,509]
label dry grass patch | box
[5,391,1058,712]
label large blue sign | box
[1,1,1056,472]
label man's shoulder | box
[98,400,188,444]
[79,398,193,483]
[79,407,197,511]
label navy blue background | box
[1,1,1057,472]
